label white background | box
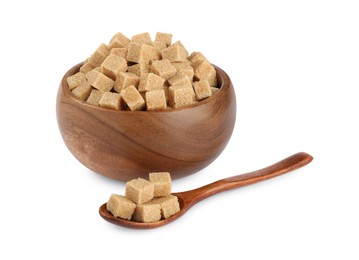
[1,0,358,259]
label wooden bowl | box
[56,63,236,181]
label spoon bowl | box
[99,152,313,229]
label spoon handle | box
[182,152,313,205]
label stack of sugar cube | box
[106,172,180,223]
[66,32,220,111]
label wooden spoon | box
[99,152,313,229]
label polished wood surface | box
[99,152,313,229]
[56,63,236,180]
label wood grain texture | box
[99,152,313,229]
[56,63,236,181]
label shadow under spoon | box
[99,152,313,229]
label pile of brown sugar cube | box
[66,32,220,111]
[106,172,180,223]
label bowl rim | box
[60,62,231,114]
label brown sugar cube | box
[110,47,128,59]
[150,59,177,80]
[128,62,150,77]
[211,87,220,95]
[151,195,180,219]
[99,92,122,110]
[172,41,189,56]
[71,82,92,100]
[88,43,110,67]
[168,85,196,108]
[162,45,188,62]
[192,59,215,80]
[121,85,146,111]
[131,32,153,46]
[86,89,104,106]
[106,194,136,220]
[108,32,130,48]
[153,40,167,52]
[145,90,167,111]
[126,42,159,63]
[206,66,218,87]
[79,62,95,74]
[86,69,114,92]
[132,203,161,223]
[67,72,86,90]
[155,32,172,46]
[152,41,166,60]
[171,40,185,48]
[100,54,128,80]
[138,73,165,92]
[114,72,140,93]
[193,79,212,101]
[188,51,208,64]
[168,72,192,88]
[149,172,171,197]
[126,42,142,63]
[172,62,194,80]
[125,178,154,204]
